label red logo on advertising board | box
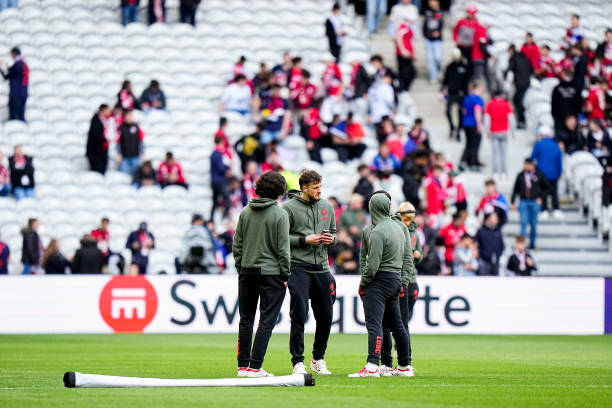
[99,276,158,333]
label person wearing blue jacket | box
[210,137,231,220]
[531,125,563,219]
[1,47,29,121]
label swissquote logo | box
[99,276,158,333]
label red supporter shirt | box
[158,162,186,184]
[396,23,414,56]
[586,87,606,120]
[538,55,556,78]
[91,228,110,256]
[304,108,323,140]
[453,18,479,47]
[214,128,232,159]
[485,97,513,133]
[521,43,541,71]
[322,63,342,96]
[288,67,303,90]
[290,82,317,110]
[439,222,467,263]
[425,177,447,216]
[471,24,488,61]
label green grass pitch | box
[1,334,611,407]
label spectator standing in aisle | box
[140,80,166,111]
[0,47,28,121]
[562,14,584,49]
[72,235,105,274]
[531,125,563,219]
[0,152,9,197]
[520,33,541,72]
[0,233,10,275]
[441,48,469,140]
[147,0,166,24]
[395,11,417,93]
[179,0,200,26]
[366,0,386,35]
[326,3,346,62]
[505,44,533,129]
[41,239,71,275]
[389,0,419,38]
[484,90,515,179]
[452,5,479,65]
[121,0,139,26]
[158,152,187,189]
[423,0,443,83]
[133,160,157,188]
[117,110,144,176]
[117,80,139,110]
[506,235,537,276]
[210,137,231,220]
[551,70,581,133]
[459,81,484,171]
[126,222,155,275]
[87,104,111,174]
[21,218,41,275]
[475,211,504,275]
[9,145,34,200]
[511,158,548,250]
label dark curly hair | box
[299,169,322,189]
[255,171,287,199]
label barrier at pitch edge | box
[0,275,605,335]
[63,371,315,388]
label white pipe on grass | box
[63,372,315,388]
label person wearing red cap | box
[453,5,480,64]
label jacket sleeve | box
[327,205,338,245]
[232,214,243,273]
[361,228,384,288]
[359,228,368,279]
[401,228,414,286]
[283,205,305,248]
[511,174,520,204]
[276,212,291,280]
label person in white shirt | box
[368,72,395,126]
[326,3,347,61]
[220,74,253,115]
[388,0,419,38]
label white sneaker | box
[246,368,274,378]
[348,365,380,378]
[553,210,564,219]
[292,362,307,375]
[394,365,415,377]
[237,367,248,377]
[310,359,332,375]
[540,211,549,220]
[379,365,395,377]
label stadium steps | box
[503,206,612,276]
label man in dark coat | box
[21,218,41,275]
[1,47,29,121]
[180,0,200,26]
[325,3,346,61]
[86,104,111,174]
[72,235,105,274]
[505,44,533,128]
[9,145,35,200]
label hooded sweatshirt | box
[282,190,337,273]
[233,197,290,279]
[391,213,415,286]
[359,194,406,288]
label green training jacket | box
[233,197,291,279]
[359,194,406,288]
[391,213,415,285]
[282,189,337,273]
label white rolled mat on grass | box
[63,371,315,388]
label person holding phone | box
[283,170,337,376]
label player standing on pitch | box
[380,201,418,376]
[350,191,412,377]
[233,171,291,378]
[283,170,337,375]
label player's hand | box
[413,250,421,260]
[305,234,322,245]
[320,233,334,245]
[283,281,288,287]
